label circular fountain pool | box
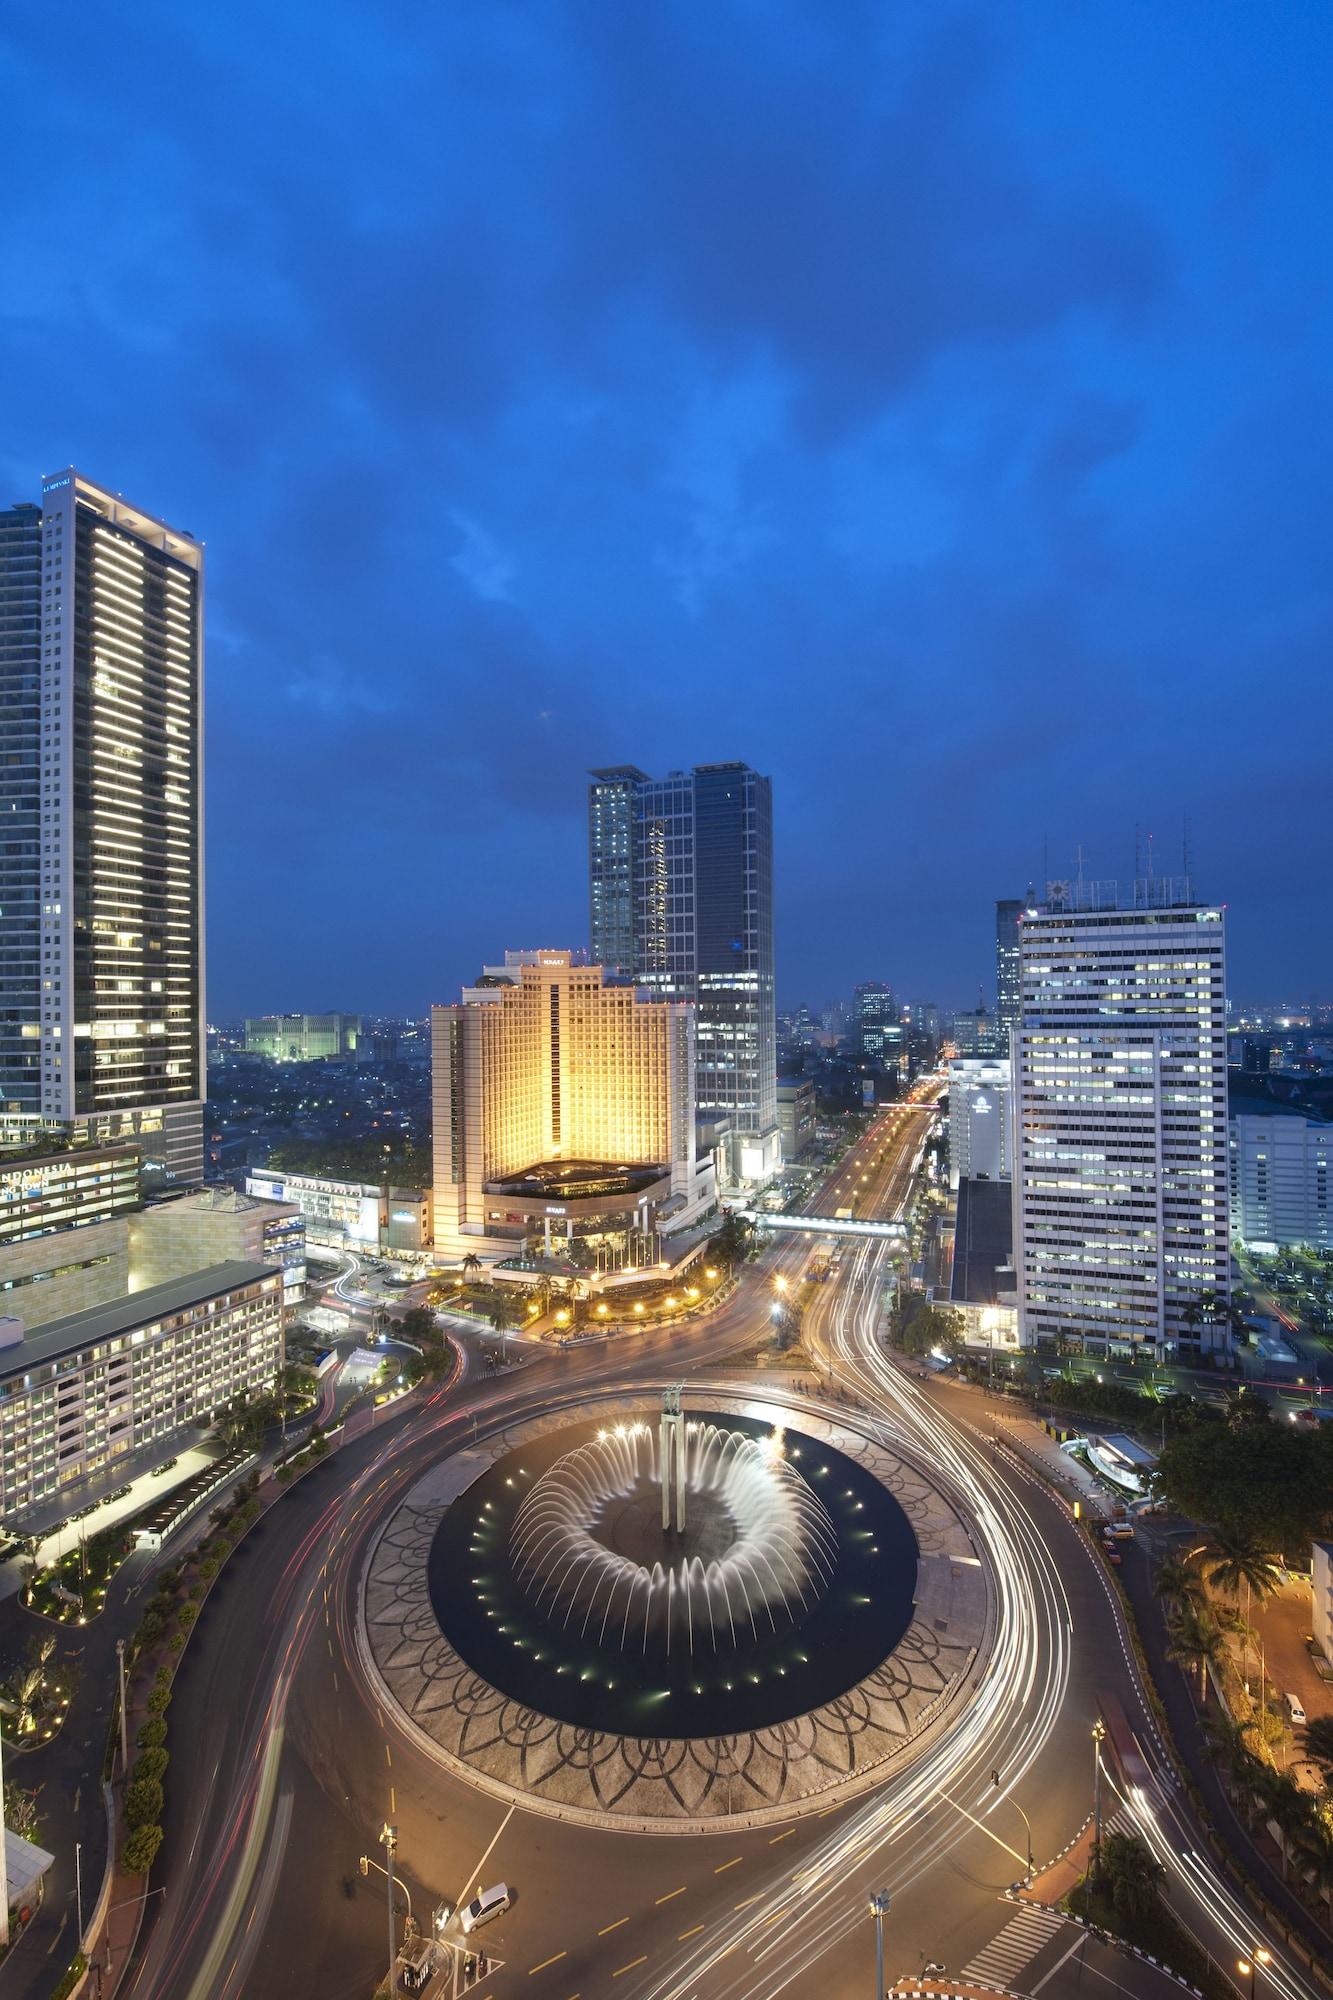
[427,1408,918,1737]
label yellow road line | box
[598,1917,629,1935]
[528,1951,567,1975]
[678,1924,705,1940]
[613,1958,648,1978]
[714,1855,743,1873]
[735,1895,761,1909]
[768,1828,795,1843]
[655,1886,687,1904]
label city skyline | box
[3,4,1330,1016]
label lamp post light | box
[990,1769,1034,1883]
[1239,1946,1271,2000]
[380,1822,399,1998]
[869,1889,890,1998]
[1091,1721,1106,1878]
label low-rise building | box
[0,1262,283,1524]
[244,1013,361,1061]
[776,1079,816,1161]
[948,1175,1020,1354]
[129,1187,306,1306]
[0,1141,142,1327]
[244,1168,428,1259]
[1229,1107,1331,1251]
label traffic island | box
[359,1388,993,1831]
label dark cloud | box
[0,1,1328,1012]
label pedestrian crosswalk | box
[957,1904,1067,1990]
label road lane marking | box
[612,1958,647,1978]
[714,1855,743,1873]
[768,1828,795,1843]
[598,1917,629,1935]
[528,1952,566,1974]
[734,1896,761,1909]
[655,1886,686,1904]
[678,1925,705,1940]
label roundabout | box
[359,1388,994,1829]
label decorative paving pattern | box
[359,1391,992,1830]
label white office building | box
[947,1058,1012,1188]
[1230,1108,1331,1251]
[1012,882,1230,1356]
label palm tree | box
[1201,1526,1276,1605]
[1152,1556,1206,1623]
[460,1252,483,1284]
[1165,1607,1224,1707]
[4,1632,57,1735]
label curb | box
[352,1379,995,1836]
[1002,1891,1205,1997]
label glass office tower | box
[995,898,1023,1048]
[588,762,778,1180]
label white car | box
[461,1883,511,1932]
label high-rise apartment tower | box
[0,471,205,1181]
[1012,880,1230,1356]
[588,763,778,1180]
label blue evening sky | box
[3,3,1329,1015]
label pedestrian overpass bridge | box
[736,1209,907,1240]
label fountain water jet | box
[509,1409,838,1658]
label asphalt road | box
[105,1107,1316,2000]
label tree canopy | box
[266,1135,429,1188]
[1154,1418,1333,1552]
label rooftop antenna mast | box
[1182,815,1193,889]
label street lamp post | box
[115,1638,128,1774]
[381,1822,399,1998]
[990,1770,1034,1883]
[869,1889,890,1998]
[1238,1946,1271,2000]
[75,1840,84,1949]
[1091,1721,1106,1877]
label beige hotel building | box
[431,951,716,1270]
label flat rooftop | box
[1,1261,275,1375]
[485,1160,666,1201]
[950,1177,1014,1308]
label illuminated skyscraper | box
[1012,881,1230,1356]
[0,471,205,1181]
[995,898,1022,1047]
[587,762,778,1181]
[431,951,715,1267]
